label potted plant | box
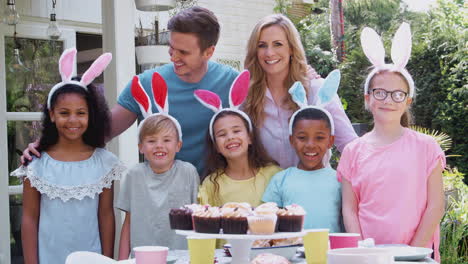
[135,18,170,67]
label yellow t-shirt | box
[198,164,282,207]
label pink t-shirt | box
[337,128,445,260]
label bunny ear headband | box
[361,22,415,97]
[47,48,112,109]
[131,72,183,141]
[194,70,252,140]
[288,69,341,136]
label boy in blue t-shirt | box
[262,107,343,232]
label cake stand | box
[176,230,307,264]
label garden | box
[276,0,466,262]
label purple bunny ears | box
[131,72,183,141]
[47,48,112,109]
[194,70,252,140]
[361,22,415,97]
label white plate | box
[121,256,177,264]
[376,245,433,261]
[224,244,300,260]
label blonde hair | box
[243,14,309,127]
[138,115,179,143]
[367,70,413,127]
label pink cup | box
[329,233,360,249]
[133,246,168,264]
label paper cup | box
[329,233,360,249]
[328,248,395,264]
[187,236,216,264]
[303,229,329,264]
[133,246,168,264]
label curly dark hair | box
[38,77,111,151]
[202,111,277,204]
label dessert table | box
[163,250,438,263]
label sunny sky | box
[402,0,438,12]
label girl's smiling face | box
[290,119,334,171]
[365,71,412,124]
[49,93,89,144]
[213,114,252,162]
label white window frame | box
[0,21,77,264]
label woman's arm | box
[342,178,363,238]
[410,161,445,247]
[307,79,357,152]
[22,178,40,264]
[98,184,115,258]
[118,212,131,260]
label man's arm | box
[108,104,138,142]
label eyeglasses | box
[370,88,408,103]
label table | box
[165,250,438,263]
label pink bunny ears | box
[131,72,183,141]
[194,70,252,140]
[47,48,112,109]
[361,22,415,98]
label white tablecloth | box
[168,249,438,264]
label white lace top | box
[11,148,125,264]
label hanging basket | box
[135,45,171,66]
[135,0,176,11]
[287,0,314,23]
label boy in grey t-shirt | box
[116,115,199,259]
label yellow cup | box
[303,229,329,264]
[187,236,216,264]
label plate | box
[121,256,177,264]
[297,246,305,256]
[375,245,433,261]
[224,244,300,260]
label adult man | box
[23,7,239,174]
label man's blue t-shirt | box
[118,61,239,174]
[262,167,343,232]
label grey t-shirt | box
[116,160,199,250]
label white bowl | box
[328,248,395,264]
[225,244,300,260]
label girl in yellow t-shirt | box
[198,110,281,207]
[194,71,281,207]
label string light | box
[3,0,20,25]
[46,0,61,40]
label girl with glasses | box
[337,23,445,261]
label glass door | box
[0,23,75,264]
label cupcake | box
[193,206,221,233]
[248,203,278,235]
[168,204,203,230]
[221,206,252,234]
[277,204,306,232]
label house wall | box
[14,0,275,69]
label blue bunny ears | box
[288,69,341,135]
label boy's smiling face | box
[138,127,182,174]
[290,119,334,171]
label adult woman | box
[243,14,357,168]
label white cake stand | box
[176,230,307,264]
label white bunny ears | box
[361,22,415,97]
[194,70,252,140]
[131,72,183,141]
[288,69,341,135]
[47,48,112,109]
